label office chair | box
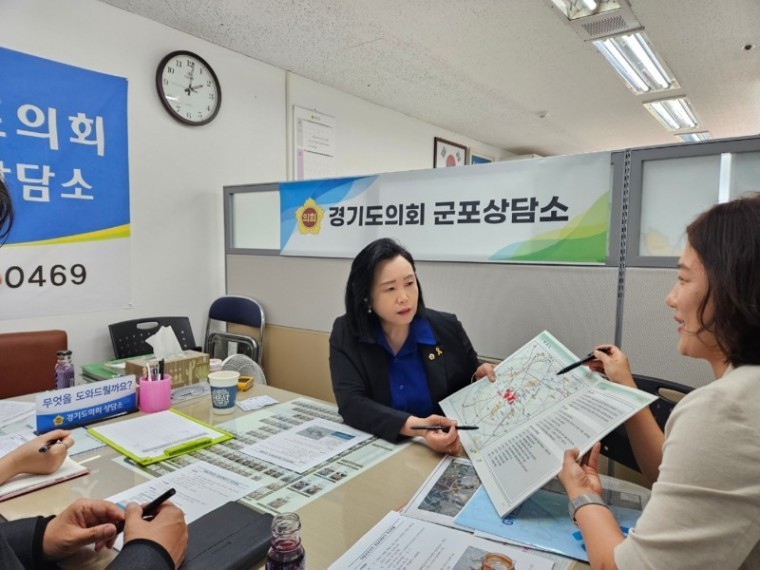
[204,296,265,366]
[108,317,200,359]
[600,373,693,474]
[0,330,68,398]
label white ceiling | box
[98,0,760,156]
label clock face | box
[156,51,221,126]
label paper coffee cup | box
[208,370,239,414]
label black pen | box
[38,439,62,453]
[557,347,611,375]
[411,425,479,433]
[115,487,176,534]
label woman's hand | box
[403,414,462,455]
[558,442,603,499]
[586,345,636,389]
[0,429,73,484]
[474,363,496,382]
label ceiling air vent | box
[547,0,641,41]
[581,15,630,38]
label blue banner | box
[0,47,129,243]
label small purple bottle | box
[54,350,75,390]
[265,512,305,570]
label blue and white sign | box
[0,47,130,318]
[35,375,137,433]
[280,153,612,264]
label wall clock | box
[156,50,222,126]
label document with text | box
[329,511,553,570]
[240,418,372,474]
[440,330,657,517]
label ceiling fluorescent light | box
[644,97,699,131]
[678,132,712,143]
[581,0,598,10]
[593,32,677,94]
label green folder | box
[87,409,233,466]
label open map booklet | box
[401,455,650,563]
[440,330,657,518]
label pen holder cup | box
[208,371,239,415]
[138,375,172,413]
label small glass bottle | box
[265,512,305,570]
[54,350,75,390]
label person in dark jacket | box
[330,238,494,455]
[0,498,186,569]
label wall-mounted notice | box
[292,106,335,181]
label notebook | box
[181,501,274,570]
[0,456,89,502]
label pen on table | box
[38,439,63,453]
[114,487,176,534]
[411,425,479,433]
[557,347,611,375]
[158,358,165,380]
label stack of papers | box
[0,401,35,430]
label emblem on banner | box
[296,198,324,235]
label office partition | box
[225,135,760,392]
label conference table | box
[0,385,587,569]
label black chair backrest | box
[108,317,198,359]
[600,373,693,472]
[207,296,263,328]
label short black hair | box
[344,238,425,340]
[686,193,760,367]
[0,176,13,242]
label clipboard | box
[87,409,233,466]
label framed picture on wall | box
[469,152,494,165]
[434,137,468,168]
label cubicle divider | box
[225,135,760,398]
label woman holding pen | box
[558,194,760,569]
[0,430,74,486]
[330,238,495,455]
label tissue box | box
[125,351,210,389]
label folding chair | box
[204,296,265,365]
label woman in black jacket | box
[330,238,494,455]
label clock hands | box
[183,63,196,96]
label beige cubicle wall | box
[262,324,335,403]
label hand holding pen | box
[0,430,73,484]
[405,415,465,455]
[557,347,612,375]
[119,489,188,566]
[559,345,639,390]
[115,487,177,534]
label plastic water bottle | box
[265,512,305,570]
[54,350,75,390]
